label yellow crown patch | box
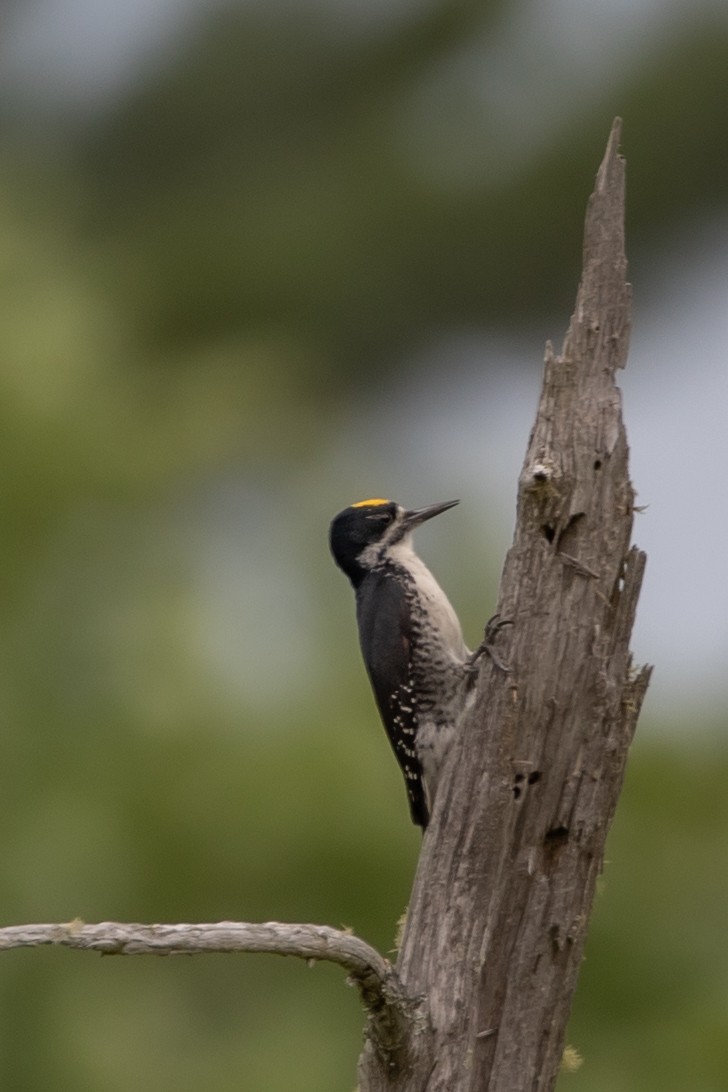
[351,497,390,508]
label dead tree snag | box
[358,117,651,1092]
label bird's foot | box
[466,614,513,676]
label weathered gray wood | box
[0,919,412,1065]
[358,118,651,1091]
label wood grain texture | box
[358,118,651,1092]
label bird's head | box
[329,497,459,585]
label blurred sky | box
[1,0,726,724]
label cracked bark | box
[357,117,651,1092]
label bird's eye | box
[366,512,392,523]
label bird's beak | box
[402,499,459,530]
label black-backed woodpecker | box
[329,498,473,829]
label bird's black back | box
[355,564,429,827]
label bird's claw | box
[466,614,513,676]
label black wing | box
[355,569,429,827]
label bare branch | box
[0,918,377,966]
[0,919,414,1067]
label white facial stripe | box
[357,505,406,567]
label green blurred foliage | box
[560,741,728,1092]
[0,1,726,1088]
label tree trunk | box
[358,117,651,1092]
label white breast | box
[387,538,469,660]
